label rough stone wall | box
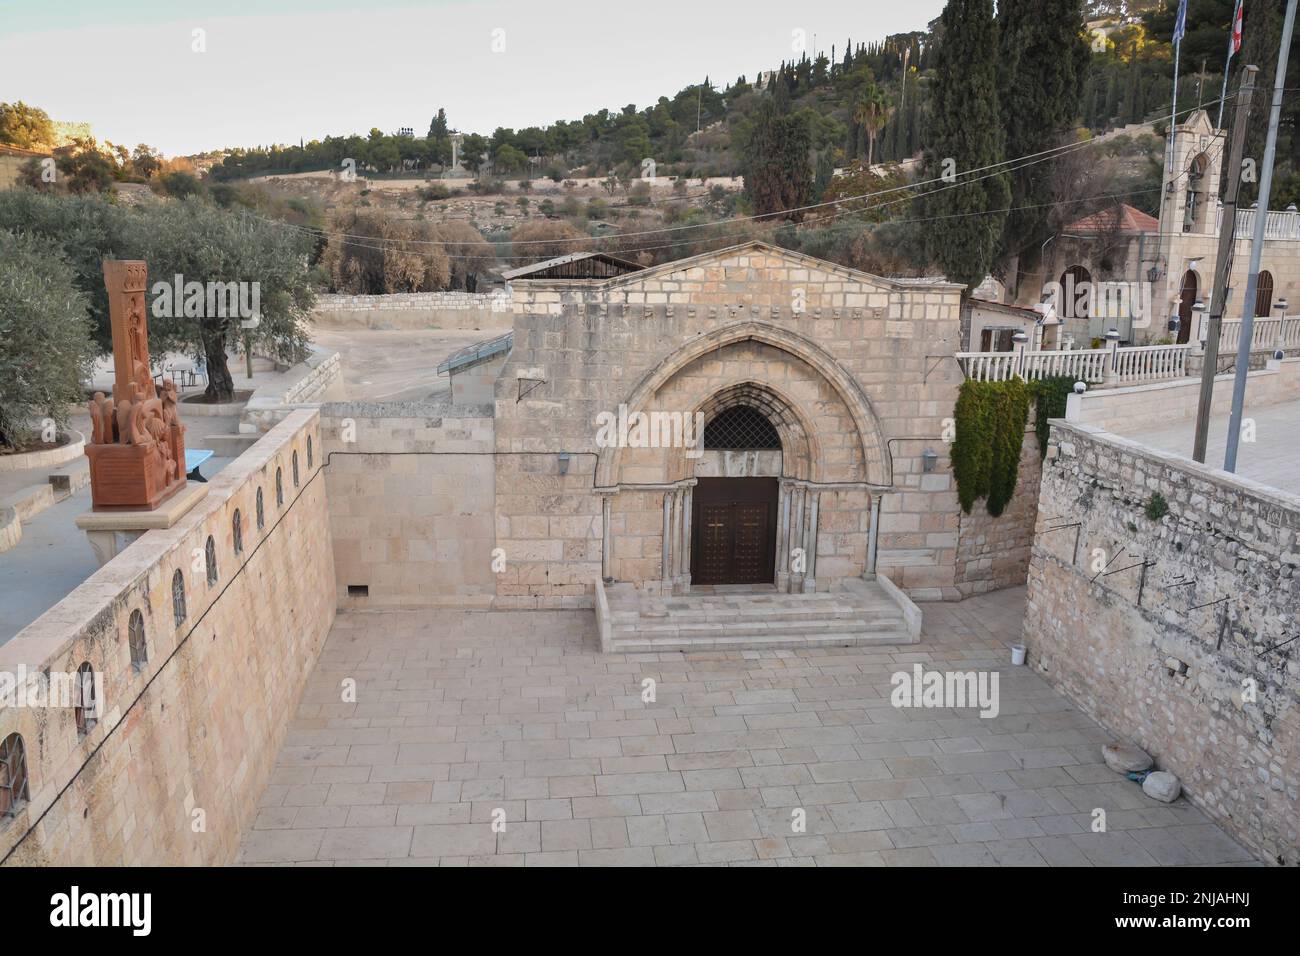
[954,421,1041,597]
[313,291,512,331]
[1023,421,1299,864]
[320,403,501,609]
[501,243,966,598]
[0,410,333,866]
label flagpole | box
[1217,0,1242,128]
[1169,31,1182,174]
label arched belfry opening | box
[691,404,782,587]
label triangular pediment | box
[595,240,960,293]
[1178,109,1216,136]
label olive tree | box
[0,230,96,450]
[0,188,315,402]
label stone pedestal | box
[75,483,208,567]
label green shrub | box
[1144,492,1169,521]
[951,378,1033,516]
[1032,376,1075,458]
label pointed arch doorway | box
[690,405,780,586]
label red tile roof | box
[1065,203,1159,235]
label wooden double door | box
[690,477,778,586]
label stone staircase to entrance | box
[596,577,921,653]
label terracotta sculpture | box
[85,261,188,511]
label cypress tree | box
[996,0,1089,262]
[741,89,813,220]
[921,0,1010,290]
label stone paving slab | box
[235,587,1258,867]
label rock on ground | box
[1103,742,1153,773]
[1143,771,1182,803]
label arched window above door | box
[704,406,781,450]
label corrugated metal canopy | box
[500,251,642,281]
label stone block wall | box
[320,402,502,609]
[0,410,334,866]
[954,422,1042,597]
[502,243,968,599]
[313,291,512,331]
[1023,421,1299,864]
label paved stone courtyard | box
[1116,397,1300,496]
[237,588,1256,866]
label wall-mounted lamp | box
[557,451,571,476]
[922,448,938,473]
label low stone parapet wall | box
[1066,356,1300,434]
[0,409,335,866]
[241,345,343,433]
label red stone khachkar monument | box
[85,260,188,511]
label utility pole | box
[1225,0,1298,472]
[1192,64,1257,463]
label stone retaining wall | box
[313,291,512,331]
[954,421,1042,597]
[0,410,334,866]
[1023,421,1299,864]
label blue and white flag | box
[1173,0,1189,44]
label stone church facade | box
[324,243,1038,611]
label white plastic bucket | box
[1011,644,1027,666]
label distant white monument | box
[443,132,470,179]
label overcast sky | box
[1,0,947,156]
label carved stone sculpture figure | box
[84,261,188,511]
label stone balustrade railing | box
[1213,205,1300,240]
[1111,343,1189,383]
[1219,316,1300,353]
[957,343,1190,386]
[957,348,1110,383]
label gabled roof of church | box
[1178,109,1216,135]
[586,240,964,291]
[1065,203,1158,236]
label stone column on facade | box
[670,488,683,585]
[601,494,612,581]
[802,490,820,593]
[790,484,806,593]
[776,480,792,592]
[680,485,693,592]
[661,490,673,594]
[864,493,882,579]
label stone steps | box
[602,579,919,653]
